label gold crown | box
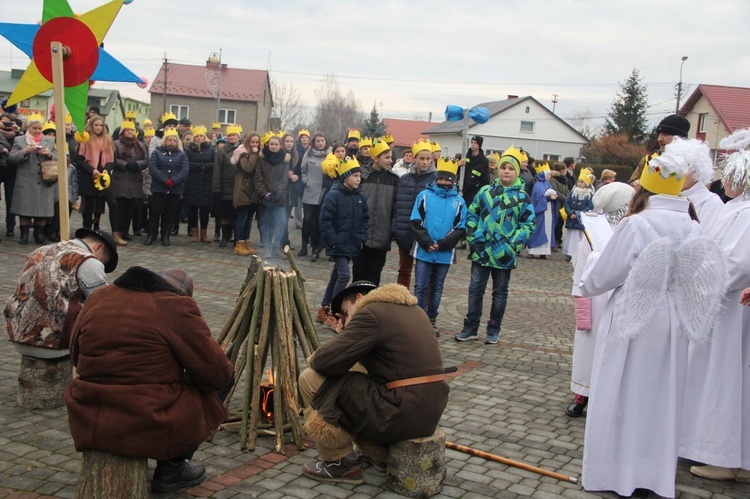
[94,172,111,191]
[298,129,310,138]
[163,129,179,139]
[144,128,155,138]
[488,152,500,163]
[212,122,221,129]
[261,130,276,146]
[125,111,137,119]
[321,153,340,178]
[64,113,73,125]
[42,121,56,133]
[275,130,286,138]
[412,138,432,155]
[642,152,687,195]
[161,112,178,124]
[75,131,89,143]
[347,129,361,141]
[437,157,459,176]
[383,134,394,143]
[337,156,361,177]
[499,146,524,172]
[226,124,243,136]
[369,138,390,158]
[430,141,441,153]
[192,125,207,137]
[359,136,373,148]
[143,118,152,126]
[27,113,44,124]
[577,169,594,186]
[536,162,550,173]
[120,121,136,131]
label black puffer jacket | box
[319,182,369,257]
[184,142,215,206]
[212,142,239,201]
[360,167,399,251]
[461,149,489,206]
[391,164,436,252]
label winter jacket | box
[466,178,535,270]
[212,141,239,201]
[527,173,556,248]
[461,148,489,206]
[410,182,467,265]
[112,138,148,199]
[319,181,369,258]
[9,135,57,217]
[549,174,570,207]
[520,167,535,197]
[309,284,448,445]
[360,166,399,251]
[391,164,437,252]
[300,147,332,205]
[253,152,290,207]
[0,133,10,176]
[184,141,215,206]
[148,146,189,195]
[65,266,233,460]
[564,188,594,230]
[233,149,258,207]
[391,158,411,177]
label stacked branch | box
[218,252,319,453]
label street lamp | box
[675,55,688,114]
[207,49,222,123]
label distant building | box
[424,96,587,162]
[87,88,149,133]
[679,84,750,162]
[0,69,52,120]
[148,60,272,134]
[382,118,432,157]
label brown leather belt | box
[385,374,445,390]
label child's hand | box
[570,214,577,220]
[741,288,750,306]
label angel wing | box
[611,237,672,341]
[672,237,728,343]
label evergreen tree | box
[605,68,649,142]
[361,102,386,137]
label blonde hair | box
[601,169,616,180]
[83,115,114,153]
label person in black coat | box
[183,127,215,243]
[459,135,490,207]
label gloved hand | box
[126,161,140,172]
[165,178,174,189]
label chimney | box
[507,95,518,100]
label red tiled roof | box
[149,62,269,103]
[681,84,750,133]
[383,118,432,147]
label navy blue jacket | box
[319,181,369,258]
[183,142,215,206]
[564,189,594,230]
[391,165,437,252]
[148,147,189,195]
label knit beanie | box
[592,182,635,214]
[656,114,690,138]
[471,135,484,148]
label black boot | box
[144,232,155,246]
[161,232,170,246]
[44,225,60,243]
[19,225,30,245]
[219,225,231,248]
[151,459,206,493]
[213,227,220,242]
[33,226,47,245]
[170,224,179,236]
[297,244,308,257]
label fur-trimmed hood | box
[113,266,185,295]
[348,284,417,321]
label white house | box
[424,96,588,162]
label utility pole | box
[551,94,559,114]
[162,53,168,115]
[675,56,688,113]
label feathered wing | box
[672,237,728,343]
[611,237,672,341]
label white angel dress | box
[681,182,724,228]
[579,195,726,498]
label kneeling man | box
[299,281,449,484]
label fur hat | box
[592,182,635,215]
[656,114,690,138]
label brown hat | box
[160,268,194,297]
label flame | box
[267,368,274,385]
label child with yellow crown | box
[409,157,467,335]
[562,169,595,258]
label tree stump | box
[76,450,148,499]
[385,428,446,498]
[17,355,72,409]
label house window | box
[543,154,560,162]
[525,106,530,113]
[520,121,534,132]
[698,113,708,133]
[219,109,236,124]
[170,105,189,120]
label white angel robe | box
[680,196,750,468]
[681,182,724,227]
[580,195,709,498]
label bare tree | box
[412,112,426,121]
[568,109,599,141]
[312,73,363,142]
[270,79,306,132]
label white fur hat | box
[592,182,635,214]
[719,127,750,193]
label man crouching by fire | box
[298,281,449,484]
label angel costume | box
[579,195,725,498]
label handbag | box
[41,160,58,183]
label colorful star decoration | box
[0,0,140,131]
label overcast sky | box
[2,0,749,132]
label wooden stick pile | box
[216,247,320,452]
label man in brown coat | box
[299,281,449,484]
[64,266,234,493]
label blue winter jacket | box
[564,189,594,230]
[410,182,467,265]
[319,181,369,258]
[391,164,437,252]
[148,146,189,195]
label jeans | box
[414,260,450,320]
[466,262,511,327]
[397,247,415,289]
[322,256,351,307]
[259,204,287,249]
[235,203,260,241]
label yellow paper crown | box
[192,125,207,137]
[359,136,373,148]
[94,172,111,191]
[42,121,56,133]
[488,152,500,164]
[161,112,178,125]
[536,162,551,174]
[321,153,340,178]
[518,148,528,162]
[437,157,459,176]
[642,152,688,195]
[27,113,44,125]
[64,113,73,125]
[577,169,594,186]
[120,121,136,131]
[275,130,286,138]
[430,141,442,153]
[212,122,221,129]
[125,111,137,120]
[260,130,276,146]
[347,129,361,141]
[143,118,153,126]
[383,134,394,144]
[499,146,524,173]
[337,156,361,177]
[412,138,432,155]
[226,124,243,136]
[163,129,179,139]
[144,128,155,138]
[369,138,390,158]
[298,129,310,138]
[75,131,89,143]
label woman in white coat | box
[579,140,726,498]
